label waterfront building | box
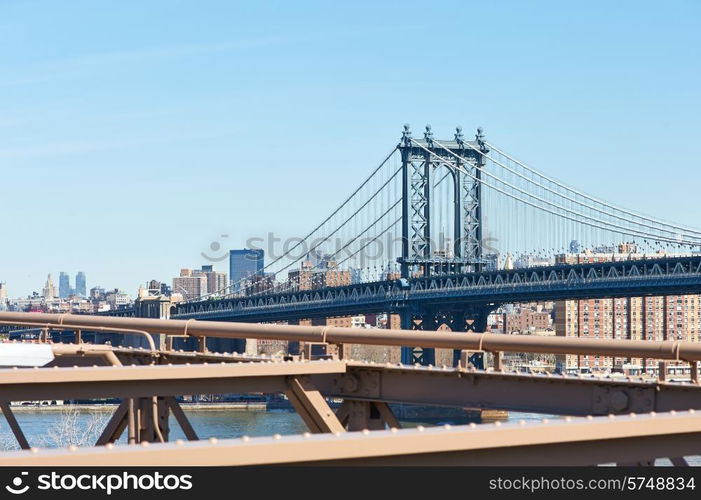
[105,289,132,309]
[504,306,553,334]
[554,244,699,372]
[13,294,46,312]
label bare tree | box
[0,431,19,451]
[38,406,111,448]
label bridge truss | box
[0,312,699,466]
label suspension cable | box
[432,139,700,243]
[427,139,701,245]
[411,139,700,246]
[192,147,399,302]
[486,141,701,237]
[443,141,696,239]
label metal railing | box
[1,312,700,372]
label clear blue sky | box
[1,0,699,297]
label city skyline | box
[2,1,700,297]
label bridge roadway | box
[168,255,701,323]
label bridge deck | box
[0,411,697,466]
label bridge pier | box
[450,305,494,369]
[400,308,436,366]
[400,304,494,367]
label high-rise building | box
[287,258,353,291]
[0,282,7,310]
[314,262,351,288]
[554,245,700,373]
[193,265,228,295]
[229,249,264,292]
[172,269,208,301]
[43,274,57,299]
[58,272,71,299]
[75,272,86,297]
[286,259,353,328]
[245,272,277,295]
[288,261,313,291]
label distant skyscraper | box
[194,265,228,294]
[0,282,8,310]
[75,272,86,297]
[58,272,71,298]
[229,249,264,292]
[43,274,57,299]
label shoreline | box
[9,403,271,412]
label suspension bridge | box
[107,125,701,365]
[2,126,701,466]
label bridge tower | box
[398,124,488,278]
[398,125,490,365]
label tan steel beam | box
[1,411,699,466]
[50,346,273,368]
[335,401,351,427]
[95,400,129,445]
[0,402,30,450]
[0,360,345,401]
[52,344,123,367]
[156,351,272,365]
[164,397,198,441]
[345,401,385,431]
[0,318,156,351]
[127,398,136,444]
[4,311,701,362]
[0,360,698,417]
[284,376,345,434]
[374,402,401,429]
[140,397,169,444]
[311,363,701,416]
[334,400,401,430]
